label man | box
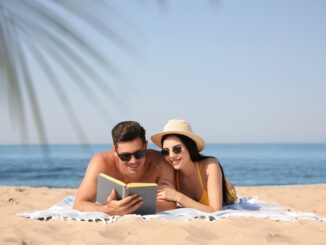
[73,121,176,215]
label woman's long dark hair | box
[161,134,230,205]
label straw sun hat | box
[151,119,206,152]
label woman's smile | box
[170,158,181,166]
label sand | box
[1,184,325,245]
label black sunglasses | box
[161,145,182,157]
[117,149,147,162]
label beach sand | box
[1,184,325,245]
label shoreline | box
[1,184,325,244]
[2,182,325,187]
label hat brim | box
[151,130,205,152]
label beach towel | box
[17,196,325,224]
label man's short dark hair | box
[111,121,146,147]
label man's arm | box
[156,159,177,212]
[73,154,142,215]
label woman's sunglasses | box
[117,149,147,162]
[161,145,182,157]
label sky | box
[1,0,326,144]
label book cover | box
[96,173,157,215]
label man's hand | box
[102,190,143,215]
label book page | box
[96,174,126,204]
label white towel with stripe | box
[17,196,325,224]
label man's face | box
[113,137,148,176]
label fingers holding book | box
[104,190,143,215]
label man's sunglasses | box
[117,149,147,162]
[161,145,182,157]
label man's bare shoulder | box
[146,149,173,170]
[146,149,164,163]
[146,149,174,185]
[88,150,117,171]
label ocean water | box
[0,144,325,188]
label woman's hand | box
[157,180,180,202]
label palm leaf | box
[0,0,131,144]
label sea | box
[0,143,325,188]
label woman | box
[152,119,236,212]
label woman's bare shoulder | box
[200,157,220,166]
[200,157,221,174]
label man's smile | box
[127,162,141,169]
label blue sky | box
[1,0,325,144]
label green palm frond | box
[0,0,133,144]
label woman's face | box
[162,135,191,170]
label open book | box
[96,173,157,215]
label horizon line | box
[1,141,326,146]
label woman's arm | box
[205,160,223,211]
[157,159,223,212]
[157,181,218,212]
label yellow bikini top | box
[176,161,237,206]
[176,161,209,206]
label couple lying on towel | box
[73,119,237,215]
